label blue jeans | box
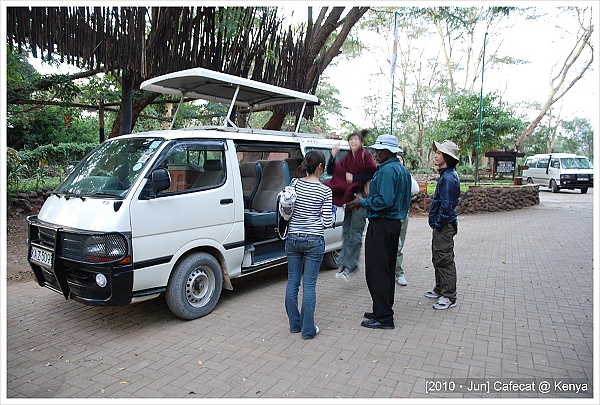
[338,207,367,272]
[285,233,325,339]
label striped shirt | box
[287,178,334,237]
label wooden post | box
[99,98,105,143]
[418,181,428,211]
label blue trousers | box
[285,233,325,339]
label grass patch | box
[7,177,62,195]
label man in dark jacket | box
[348,134,412,329]
[424,140,461,310]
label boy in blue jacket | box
[424,140,461,310]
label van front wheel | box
[550,179,560,193]
[581,188,588,194]
[166,252,223,320]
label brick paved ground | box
[3,190,596,402]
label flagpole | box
[475,31,488,185]
[390,12,398,135]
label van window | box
[305,146,349,183]
[158,140,226,193]
[524,157,536,167]
[55,137,164,198]
[551,158,560,169]
[536,157,549,169]
[560,157,594,169]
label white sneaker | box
[395,275,407,286]
[339,268,356,282]
[424,289,441,299]
[433,296,457,310]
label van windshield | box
[560,157,594,169]
[54,137,164,198]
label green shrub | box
[6,143,97,193]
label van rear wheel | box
[550,179,560,193]
[166,252,222,320]
[322,250,340,270]
[526,177,534,184]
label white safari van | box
[521,153,594,194]
[27,68,348,320]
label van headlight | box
[61,233,129,264]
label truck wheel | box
[581,188,588,194]
[322,250,340,270]
[166,252,222,320]
[550,179,560,193]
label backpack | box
[276,179,297,239]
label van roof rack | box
[180,125,325,139]
[140,68,319,133]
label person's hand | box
[331,142,340,159]
[345,172,353,184]
[347,193,361,210]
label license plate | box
[578,177,587,181]
[30,246,53,268]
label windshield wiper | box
[90,192,124,199]
[51,191,86,201]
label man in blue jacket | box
[348,134,412,329]
[424,140,461,310]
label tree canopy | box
[7,6,369,136]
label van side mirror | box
[151,168,171,193]
[139,168,171,200]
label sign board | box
[496,160,515,173]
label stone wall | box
[8,187,53,215]
[9,184,540,217]
[410,184,540,214]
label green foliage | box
[560,117,594,160]
[6,143,97,192]
[17,142,97,169]
[6,148,28,190]
[428,91,527,161]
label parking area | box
[3,190,596,401]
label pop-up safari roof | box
[140,68,319,132]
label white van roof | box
[140,68,318,109]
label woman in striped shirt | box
[285,150,334,340]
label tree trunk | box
[120,75,133,135]
[110,93,160,138]
[263,111,287,130]
[513,14,593,151]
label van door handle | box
[220,198,233,205]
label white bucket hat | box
[370,134,402,154]
[433,140,460,161]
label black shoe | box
[363,312,375,319]
[361,319,395,330]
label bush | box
[17,142,97,169]
[6,142,97,192]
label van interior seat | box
[244,160,290,228]
[191,159,224,188]
[285,157,303,179]
[240,162,262,208]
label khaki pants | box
[431,222,458,302]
